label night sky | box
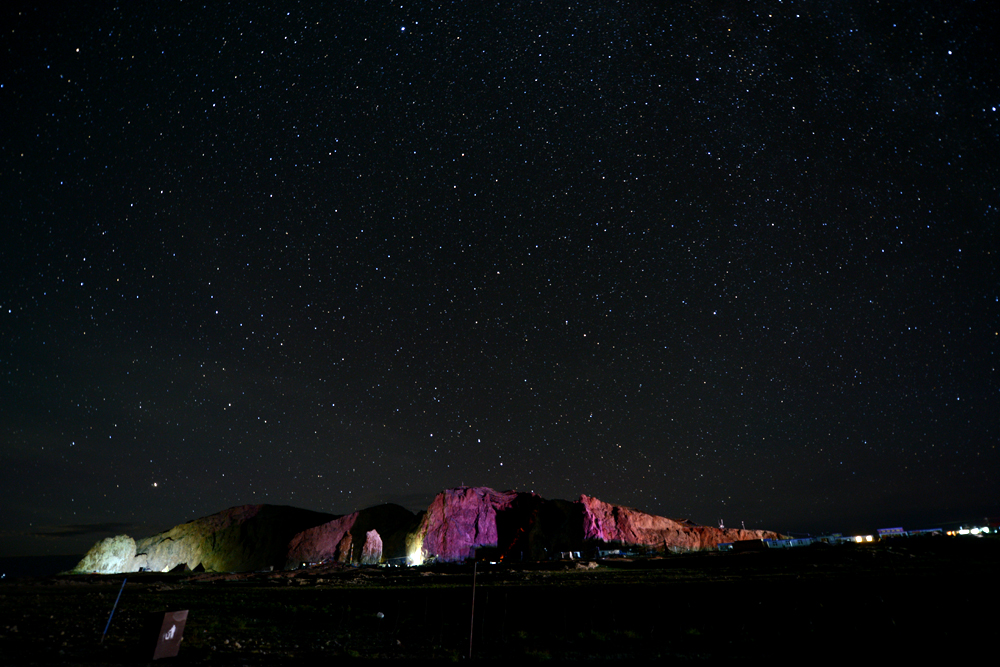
[2,1,997,558]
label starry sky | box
[2,1,997,557]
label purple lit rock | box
[416,486,521,562]
[361,529,382,564]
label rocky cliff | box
[70,487,783,573]
[134,504,338,573]
[70,505,335,574]
[579,495,780,550]
[413,487,520,562]
[73,535,137,574]
[284,503,419,568]
[412,488,780,562]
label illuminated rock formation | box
[284,503,418,568]
[285,512,355,567]
[414,487,521,562]
[336,532,353,563]
[69,505,334,574]
[361,529,382,564]
[130,504,335,573]
[73,535,136,574]
[412,488,781,562]
[70,488,783,573]
[578,494,780,550]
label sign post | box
[146,610,188,660]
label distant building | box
[905,528,943,536]
[763,537,815,549]
[877,527,906,538]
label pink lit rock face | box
[418,487,521,562]
[579,495,781,550]
[416,489,781,562]
[361,530,382,564]
[285,512,358,567]
[284,503,419,567]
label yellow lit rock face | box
[70,505,336,574]
[132,504,285,573]
[71,535,136,574]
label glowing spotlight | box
[407,544,425,567]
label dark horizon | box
[5,486,994,560]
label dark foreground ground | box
[1,538,997,665]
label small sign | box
[150,610,188,660]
